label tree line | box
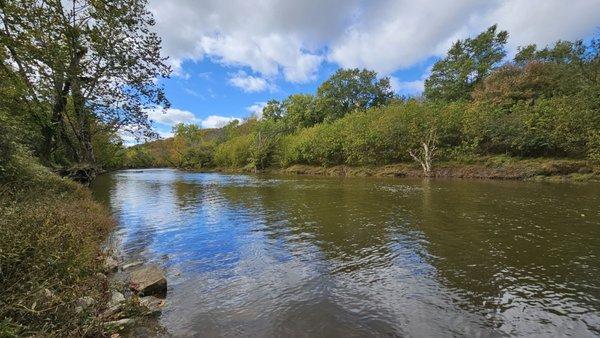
[125,25,599,175]
[3,11,598,178]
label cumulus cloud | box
[151,0,600,82]
[150,0,344,82]
[146,106,240,131]
[246,102,267,119]
[390,77,425,96]
[229,71,273,92]
[479,0,600,52]
[199,115,241,128]
[147,107,198,126]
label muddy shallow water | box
[92,169,600,337]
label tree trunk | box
[409,130,437,177]
[72,78,95,165]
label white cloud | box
[390,77,424,96]
[151,0,600,81]
[246,102,267,119]
[389,68,430,96]
[147,107,198,126]
[228,71,273,92]
[157,130,174,139]
[199,115,241,128]
[331,0,600,74]
[478,0,600,52]
[146,106,240,131]
[150,0,344,83]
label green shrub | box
[213,134,253,167]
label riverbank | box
[209,157,600,182]
[0,156,165,336]
[0,158,113,336]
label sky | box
[145,0,600,139]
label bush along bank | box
[0,152,168,336]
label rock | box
[100,304,123,320]
[108,291,126,308]
[122,260,143,270]
[104,318,135,329]
[139,296,165,315]
[103,256,119,273]
[75,296,95,313]
[95,272,108,281]
[76,296,95,308]
[129,265,167,296]
[109,277,126,291]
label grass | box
[0,154,115,336]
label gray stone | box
[95,272,108,281]
[76,296,95,308]
[75,296,95,313]
[108,291,125,308]
[122,260,143,270]
[129,265,167,296]
[139,296,165,315]
[104,318,135,329]
[103,256,119,273]
[99,304,123,320]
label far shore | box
[123,157,600,182]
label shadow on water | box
[91,169,600,337]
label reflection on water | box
[92,169,600,337]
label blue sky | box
[144,0,600,139]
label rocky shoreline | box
[95,253,169,337]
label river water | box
[91,169,600,337]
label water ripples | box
[91,169,600,337]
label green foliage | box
[213,134,254,168]
[1,0,170,167]
[92,126,126,171]
[282,94,321,131]
[425,25,508,101]
[123,146,156,168]
[169,124,216,169]
[248,119,286,170]
[316,68,394,121]
[262,99,284,120]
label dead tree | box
[409,129,437,177]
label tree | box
[424,25,508,101]
[514,40,585,65]
[316,68,394,121]
[171,123,216,168]
[404,104,441,176]
[261,99,284,120]
[282,94,322,131]
[0,0,170,167]
[250,118,285,170]
[514,36,600,88]
[471,62,562,107]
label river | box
[91,169,600,337]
